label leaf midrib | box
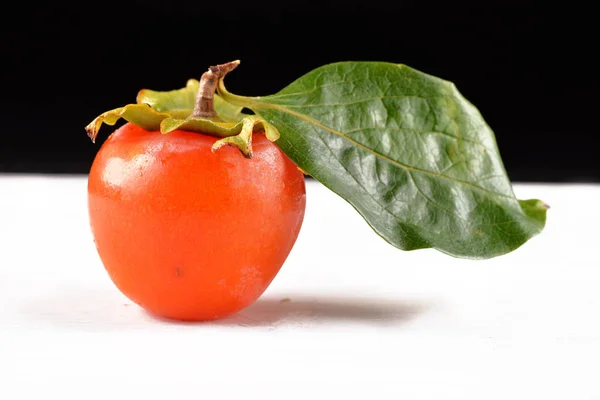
[253,100,515,201]
[270,95,494,151]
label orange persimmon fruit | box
[87,122,306,321]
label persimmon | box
[86,59,547,321]
[88,123,306,321]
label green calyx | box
[85,64,279,158]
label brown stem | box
[191,60,240,118]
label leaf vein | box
[407,172,469,223]
[277,95,430,109]
[344,126,489,150]
[257,104,514,201]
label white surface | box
[1,175,599,399]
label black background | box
[1,0,597,181]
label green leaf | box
[219,62,548,259]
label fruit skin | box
[88,123,306,321]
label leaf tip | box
[530,199,550,211]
